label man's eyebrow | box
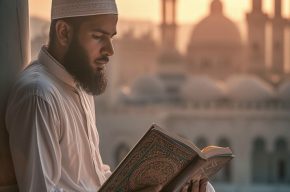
[92,28,117,37]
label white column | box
[0,0,30,191]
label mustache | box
[95,56,109,63]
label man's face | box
[63,14,118,95]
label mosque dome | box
[130,75,166,101]
[188,0,242,46]
[226,75,274,102]
[277,80,290,101]
[181,76,226,102]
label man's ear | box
[55,20,73,47]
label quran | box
[99,124,234,192]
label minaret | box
[271,0,286,74]
[161,0,177,53]
[159,0,181,65]
[158,0,184,100]
[246,0,268,74]
[210,0,223,15]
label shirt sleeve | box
[6,94,62,192]
[101,164,112,179]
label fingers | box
[199,179,208,192]
[190,179,209,192]
[154,185,162,192]
[180,183,189,192]
[190,180,199,192]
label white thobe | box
[5,46,215,192]
[6,47,111,192]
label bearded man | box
[5,0,215,191]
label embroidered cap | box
[51,0,118,20]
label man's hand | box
[180,179,208,192]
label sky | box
[29,0,290,67]
[29,0,289,24]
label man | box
[5,0,215,191]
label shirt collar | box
[38,46,77,89]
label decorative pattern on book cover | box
[99,125,200,192]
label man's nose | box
[101,39,114,57]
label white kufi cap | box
[51,0,118,20]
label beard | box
[62,37,108,95]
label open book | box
[99,124,234,192]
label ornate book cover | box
[99,124,234,192]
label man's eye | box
[92,35,102,39]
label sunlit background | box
[30,0,289,23]
[28,0,290,192]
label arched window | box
[195,137,208,149]
[272,137,289,183]
[115,143,130,167]
[278,160,286,181]
[218,138,230,148]
[253,137,266,152]
[252,137,269,183]
[213,138,232,183]
[275,138,287,152]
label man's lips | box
[96,57,109,64]
[95,57,109,70]
[94,64,105,71]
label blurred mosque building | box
[29,0,290,191]
[113,0,290,88]
[97,0,290,191]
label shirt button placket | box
[76,87,101,181]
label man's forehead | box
[82,14,118,35]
